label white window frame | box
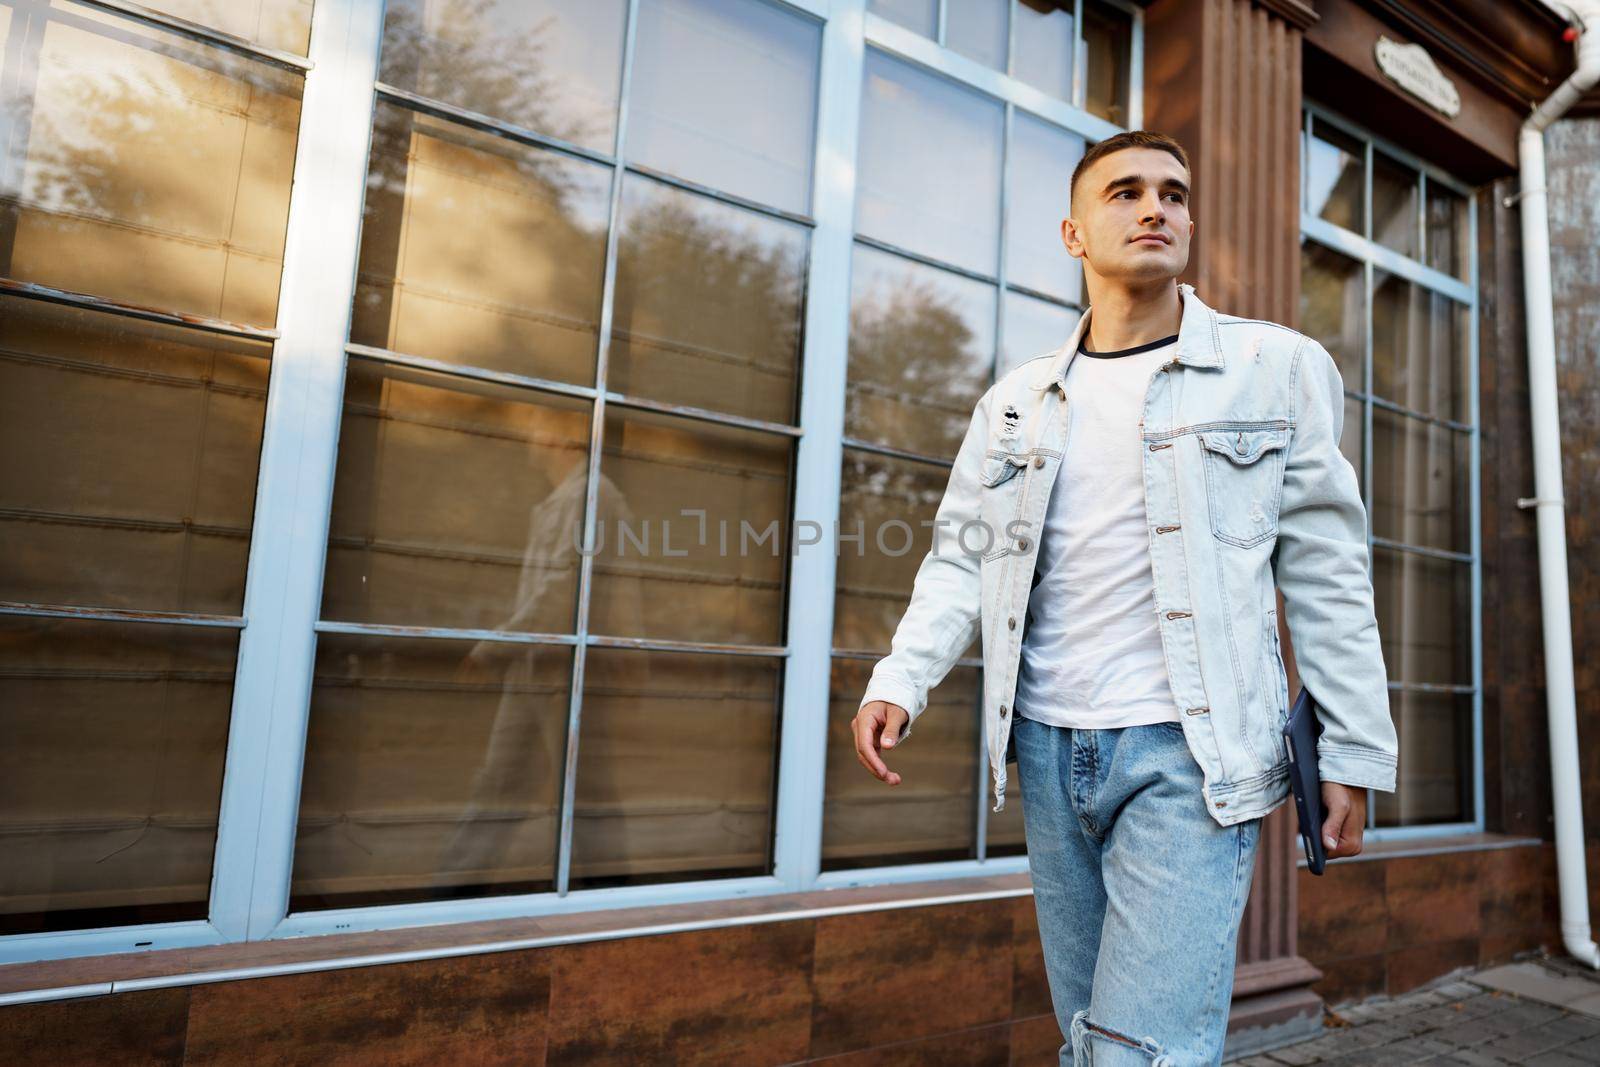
[0,0,1140,966]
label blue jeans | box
[1011,711,1263,1065]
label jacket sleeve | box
[1272,336,1399,792]
[857,386,994,746]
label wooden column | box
[1144,0,1328,1047]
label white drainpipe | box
[1517,0,1600,970]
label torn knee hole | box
[1076,1014,1171,1063]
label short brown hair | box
[1070,130,1191,212]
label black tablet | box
[1283,685,1329,875]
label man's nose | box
[1141,194,1167,224]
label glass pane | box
[1371,409,1470,553]
[1373,690,1472,828]
[1082,0,1133,126]
[1012,0,1075,102]
[846,245,997,458]
[146,0,313,55]
[834,450,961,652]
[1299,238,1365,389]
[1007,112,1085,304]
[4,2,303,325]
[609,174,808,425]
[1372,151,1420,260]
[291,633,572,911]
[947,0,1007,70]
[0,300,270,615]
[1372,271,1469,422]
[0,617,235,935]
[626,0,820,213]
[1374,547,1470,686]
[378,0,627,154]
[568,648,781,889]
[823,659,979,870]
[1426,182,1470,282]
[857,49,1004,275]
[1306,116,1364,235]
[589,407,791,646]
[321,359,592,634]
[1001,288,1076,379]
[351,102,612,387]
[868,0,936,37]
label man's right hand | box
[853,700,910,787]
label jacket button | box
[1016,538,1030,552]
[999,704,1009,718]
[1008,616,1017,630]
[1033,455,1044,468]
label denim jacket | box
[857,282,1398,827]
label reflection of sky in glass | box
[626,0,820,214]
[148,0,314,54]
[1305,123,1364,234]
[1000,289,1077,379]
[947,0,1007,70]
[856,50,1003,275]
[1013,1,1074,101]
[867,0,937,37]
[1008,111,1084,304]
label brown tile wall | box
[1297,842,1565,1005]
[0,897,1069,1067]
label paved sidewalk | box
[1227,951,1600,1065]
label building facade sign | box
[1374,34,1461,118]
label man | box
[851,130,1398,1065]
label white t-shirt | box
[1014,333,1183,730]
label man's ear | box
[1061,217,1084,259]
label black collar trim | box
[1078,333,1181,359]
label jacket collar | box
[1028,281,1224,393]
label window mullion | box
[553,0,643,898]
[771,0,869,894]
[208,0,388,943]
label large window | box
[1299,104,1480,837]
[824,47,1088,871]
[0,0,1136,963]
[0,0,306,937]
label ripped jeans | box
[1011,711,1263,1066]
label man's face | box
[1062,147,1194,285]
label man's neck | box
[1082,279,1183,353]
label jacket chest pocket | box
[978,450,1029,554]
[1197,425,1289,548]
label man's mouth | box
[1131,234,1171,245]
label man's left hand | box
[1320,782,1367,860]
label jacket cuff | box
[859,675,922,745]
[1316,740,1398,793]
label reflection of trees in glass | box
[379,0,604,150]
[610,178,806,421]
[847,271,991,454]
[340,6,811,897]
[0,5,301,315]
[356,0,604,351]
